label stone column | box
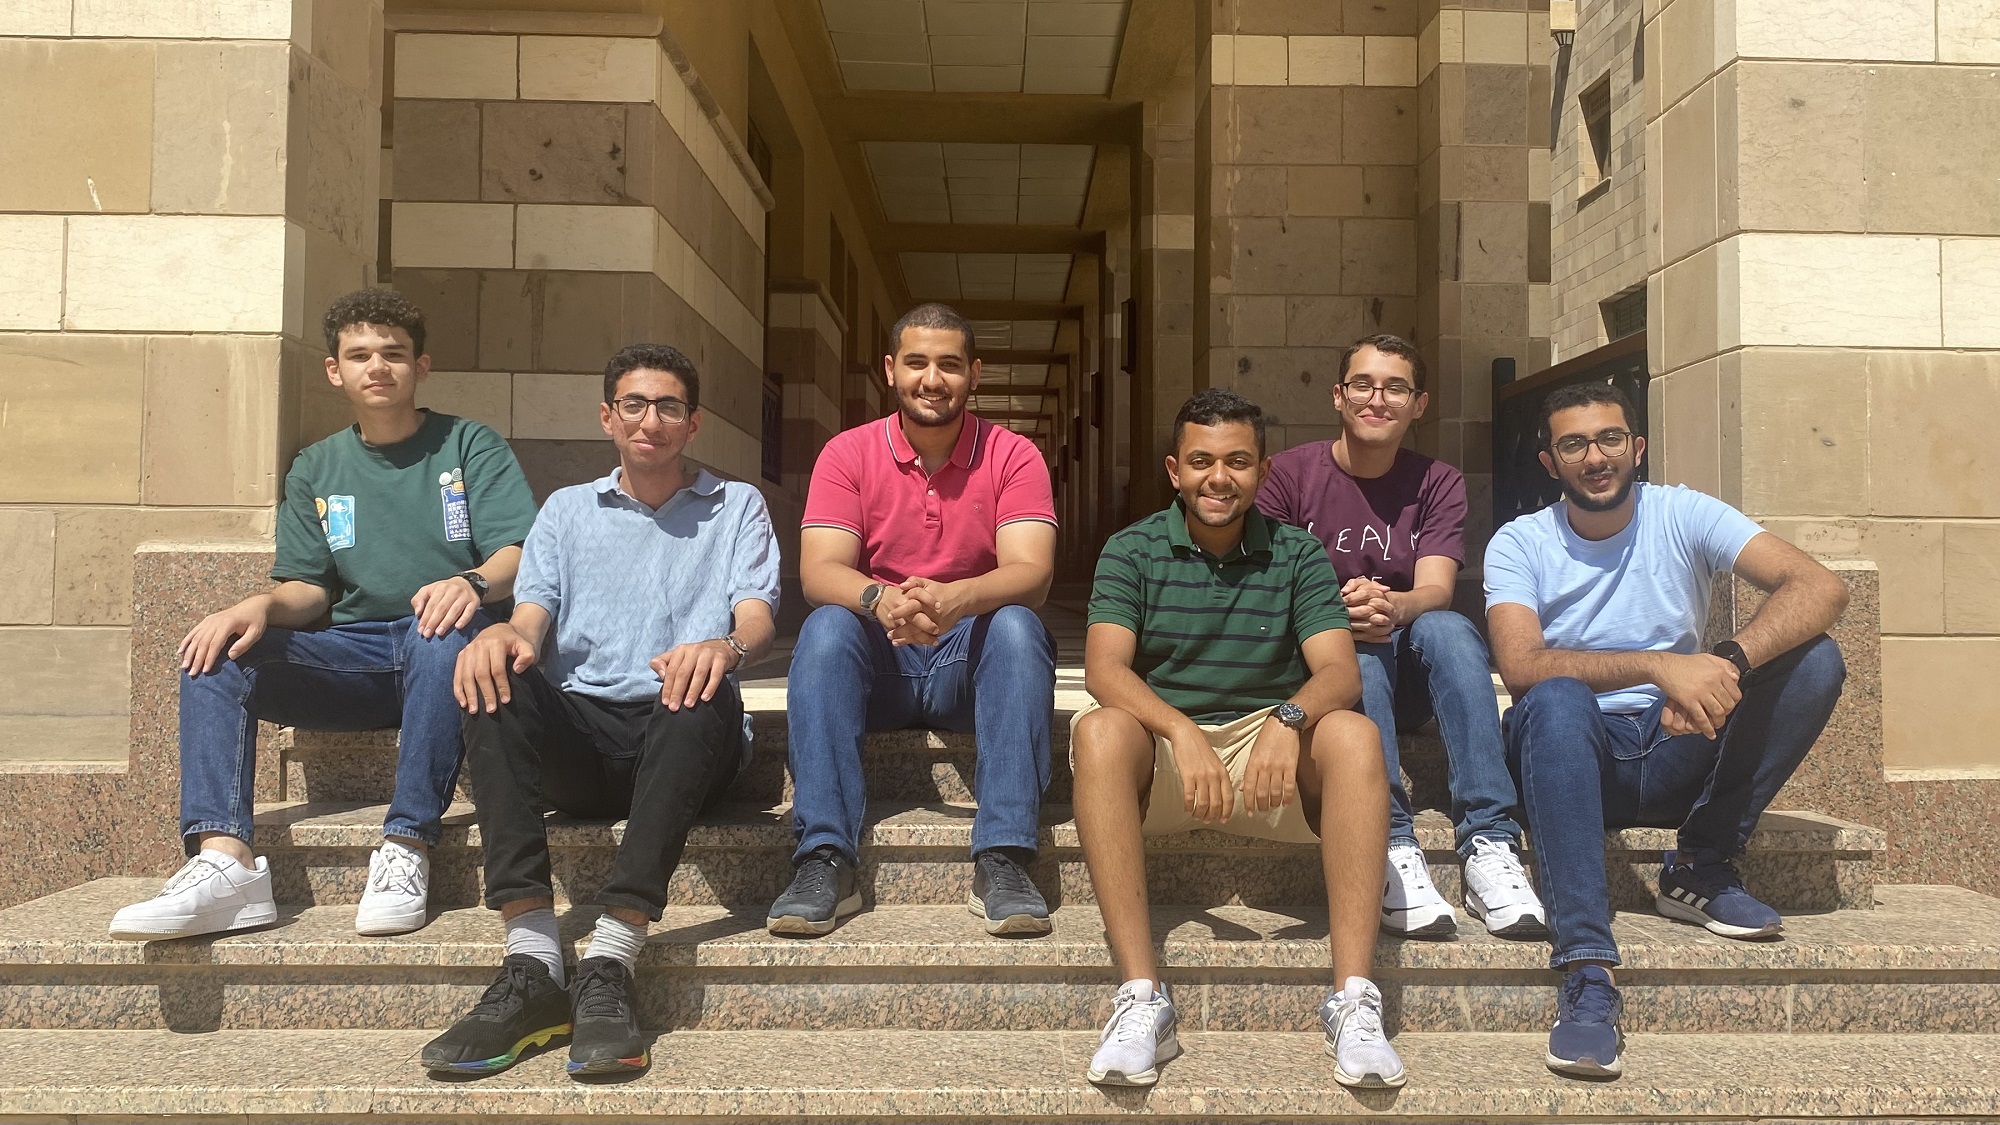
[1415,0,1554,564]
[1643,0,2000,775]
[1197,0,1424,459]
[0,1,381,761]
[1129,79,1198,517]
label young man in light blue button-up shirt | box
[423,344,781,1081]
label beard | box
[1182,488,1248,528]
[899,392,964,429]
[1561,464,1637,512]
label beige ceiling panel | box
[948,175,1020,196]
[1026,1,1126,37]
[822,0,926,35]
[864,141,946,172]
[1015,362,1051,381]
[1026,34,1120,67]
[1013,321,1058,349]
[880,196,953,222]
[952,210,1020,224]
[875,174,951,195]
[900,251,961,296]
[1019,176,1089,196]
[831,32,932,63]
[841,60,934,90]
[923,0,1026,35]
[929,34,1025,65]
[933,64,1023,91]
[1022,64,1112,93]
[959,253,1016,277]
[942,142,1021,162]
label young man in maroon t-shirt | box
[1257,334,1547,940]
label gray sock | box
[581,913,647,970]
[503,907,564,986]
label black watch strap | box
[1710,639,1752,676]
[455,570,489,598]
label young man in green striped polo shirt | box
[1071,389,1405,1091]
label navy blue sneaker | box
[1546,964,1623,1078]
[1656,855,1783,939]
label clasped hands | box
[1341,576,1401,644]
[870,576,969,647]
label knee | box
[1791,633,1847,692]
[1071,708,1149,779]
[1311,710,1384,773]
[983,604,1053,660]
[1514,677,1596,729]
[1407,609,1485,654]
[403,621,472,672]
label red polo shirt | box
[803,413,1057,584]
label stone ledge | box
[3,881,1990,974]
[5,1028,2000,1120]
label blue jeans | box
[1357,609,1523,855]
[1502,634,1845,969]
[178,614,484,854]
[786,603,1055,863]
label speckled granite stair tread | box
[6,881,1998,974]
[4,1029,2000,1121]
[250,798,1883,854]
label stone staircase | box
[6,683,2000,1121]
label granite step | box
[4,1027,2000,1121]
[247,799,1879,912]
[2,881,1992,1035]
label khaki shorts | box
[1068,701,1319,844]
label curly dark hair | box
[1337,333,1427,391]
[603,343,702,410]
[321,289,426,358]
[1537,380,1636,449]
[1172,388,1269,457]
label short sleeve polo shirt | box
[801,413,1057,584]
[1088,502,1350,724]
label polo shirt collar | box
[593,466,724,509]
[885,413,981,470]
[1167,498,1273,560]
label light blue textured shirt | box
[1483,483,1764,714]
[514,468,781,704]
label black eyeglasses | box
[1339,380,1417,408]
[610,395,691,424]
[1552,429,1633,463]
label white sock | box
[582,913,648,970]
[1122,978,1155,1003]
[197,847,247,874]
[504,907,564,986]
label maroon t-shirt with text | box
[1255,443,1467,591]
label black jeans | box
[463,670,743,920]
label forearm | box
[801,562,875,612]
[1733,572,1848,667]
[1386,583,1454,624]
[473,545,523,601]
[506,602,553,654]
[950,560,1054,616]
[1499,647,1671,698]
[728,604,778,666]
[263,581,331,628]
[1085,659,1201,744]
[1287,663,1361,722]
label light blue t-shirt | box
[514,468,781,704]
[1483,483,1765,714]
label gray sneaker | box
[1087,981,1180,1086]
[1320,977,1407,1088]
[766,846,862,936]
[969,849,1051,935]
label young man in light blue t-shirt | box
[1483,382,1850,1081]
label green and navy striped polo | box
[1088,500,1350,723]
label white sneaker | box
[1463,835,1551,938]
[107,852,277,941]
[355,840,430,936]
[1320,976,1407,1088]
[1381,840,1457,937]
[1086,981,1182,1087]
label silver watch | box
[1275,702,1308,731]
[718,634,751,665]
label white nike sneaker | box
[1463,835,1551,938]
[354,840,431,936]
[1381,840,1457,937]
[1320,976,1407,1088]
[107,852,277,941]
[1086,981,1182,1087]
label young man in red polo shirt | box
[769,302,1059,938]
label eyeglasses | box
[1551,429,1634,463]
[610,395,691,424]
[1339,380,1417,408]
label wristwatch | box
[858,582,885,616]
[1275,702,1308,731]
[1709,639,1753,677]
[718,634,751,667]
[454,570,490,600]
